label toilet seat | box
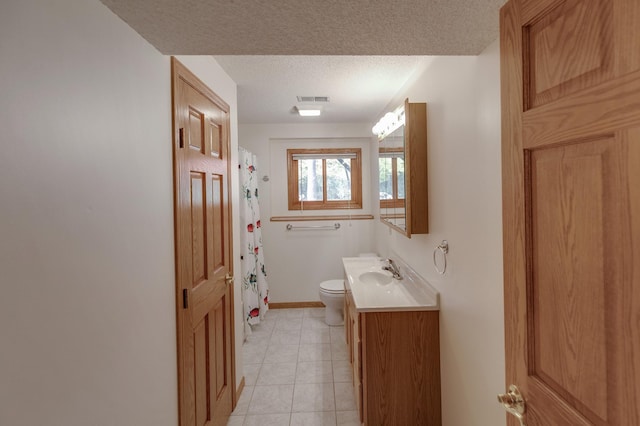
[319,279,345,294]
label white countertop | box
[342,257,439,312]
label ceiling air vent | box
[297,96,330,103]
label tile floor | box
[227,307,360,426]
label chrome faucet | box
[382,258,402,280]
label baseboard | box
[234,376,245,410]
[269,301,325,309]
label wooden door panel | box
[501,1,640,424]
[210,294,232,426]
[194,316,211,426]
[189,107,205,153]
[613,2,640,75]
[191,172,208,287]
[610,128,640,426]
[173,58,235,426]
[210,119,221,159]
[211,175,224,272]
[213,297,227,398]
[524,0,612,109]
[528,139,613,423]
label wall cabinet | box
[378,99,429,237]
[344,281,441,425]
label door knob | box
[497,385,526,426]
[225,274,234,286]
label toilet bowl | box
[319,279,345,326]
[319,253,378,326]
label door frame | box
[170,56,237,424]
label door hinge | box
[182,288,188,309]
[179,128,184,148]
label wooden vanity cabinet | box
[344,286,441,425]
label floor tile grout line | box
[234,309,353,425]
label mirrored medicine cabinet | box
[376,99,428,237]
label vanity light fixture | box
[372,106,405,140]
[297,106,322,117]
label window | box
[379,149,405,208]
[287,148,362,210]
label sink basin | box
[359,271,393,286]
[342,256,439,312]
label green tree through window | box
[288,148,362,210]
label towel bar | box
[286,223,340,231]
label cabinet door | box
[361,311,441,425]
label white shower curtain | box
[239,147,269,327]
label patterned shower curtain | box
[239,147,269,327]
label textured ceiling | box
[101,0,506,123]
[213,55,435,123]
[100,0,505,55]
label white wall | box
[0,2,241,425]
[239,124,377,302]
[374,41,506,425]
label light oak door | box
[500,0,640,424]
[172,58,235,426]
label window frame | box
[287,148,363,211]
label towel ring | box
[433,240,449,275]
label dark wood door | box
[172,58,235,426]
[500,0,640,424]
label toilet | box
[319,253,378,326]
[319,279,346,326]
